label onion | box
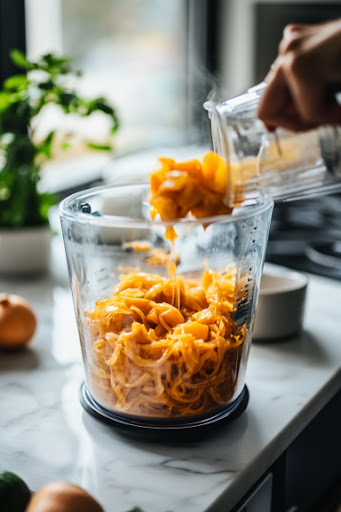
[26,482,104,512]
[0,293,37,348]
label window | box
[0,0,221,191]
[25,0,189,152]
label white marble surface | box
[1,237,341,512]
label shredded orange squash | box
[88,267,246,418]
[87,152,248,418]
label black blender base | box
[80,383,249,442]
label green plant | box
[0,50,119,228]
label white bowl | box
[253,264,308,340]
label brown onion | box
[26,481,104,512]
[0,293,37,348]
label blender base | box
[79,382,249,442]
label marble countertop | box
[1,237,341,512]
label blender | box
[59,183,273,439]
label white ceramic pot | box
[0,226,51,275]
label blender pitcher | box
[59,183,273,433]
[205,82,341,207]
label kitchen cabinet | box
[234,473,273,511]
[232,389,341,512]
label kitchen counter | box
[1,237,341,512]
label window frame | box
[0,0,26,85]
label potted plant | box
[0,50,119,275]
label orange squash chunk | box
[176,321,209,340]
[149,152,232,240]
[146,304,184,327]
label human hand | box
[257,18,341,132]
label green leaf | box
[123,508,144,512]
[39,191,57,221]
[86,142,112,151]
[0,92,11,112]
[38,81,54,90]
[4,75,28,92]
[93,101,114,115]
[111,122,120,134]
[61,141,71,150]
[40,53,72,75]
[10,49,31,70]
[0,99,31,133]
[37,131,55,158]
[60,92,76,107]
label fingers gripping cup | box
[59,183,273,433]
[205,83,341,207]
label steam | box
[186,64,225,150]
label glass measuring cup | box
[59,183,273,426]
[205,83,341,207]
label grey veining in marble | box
[0,237,340,512]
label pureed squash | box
[86,152,249,419]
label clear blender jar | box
[59,183,273,435]
[205,83,341,207]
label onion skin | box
[0,293,37,348]
[25,481,104,512]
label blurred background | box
[2,0,341,184]
[1,0,341,281]
[0,2,338,155]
